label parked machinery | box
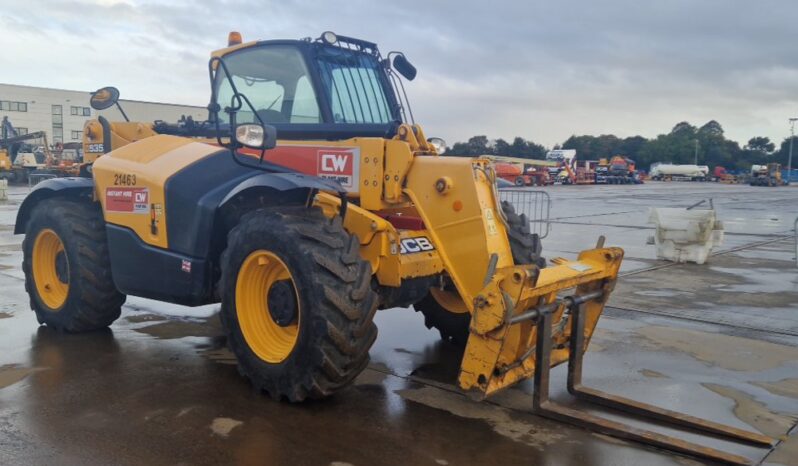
[649,163,707,181]
[750,163,783,186]
[596,156,639,184]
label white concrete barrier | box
[648,207,723,264]
[0,179,7,201]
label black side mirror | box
[392,54,417,81]
[234,123,277,150]
[89,87,120,110]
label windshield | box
[214,43,397,127]
[314,46,394,124]
[215,46,321,125]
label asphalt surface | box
[1,181,797,466]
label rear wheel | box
[220,208,378,401]
[514,176,525,186]
[22,199,125,332]
[415,200,545,346]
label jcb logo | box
[399,237,435,254]
[320,153,349,173]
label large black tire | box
[502,200,546,269]
[414,200,545,346]
[22,198,125,332]
[415,289,470,346]
[219,208,378,401]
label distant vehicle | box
[649,163,707,181]
[750,163,783,187]
[596,156,640,184]
[494,162,530,186]
[713,166,737,183]
[545,149,577,164]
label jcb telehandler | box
[15,32,771,464]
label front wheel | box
[22,199,125,332]
[220,208,378,401]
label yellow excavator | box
[15,31,771,464]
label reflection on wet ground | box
[1,183,798,465]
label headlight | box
[235,124,265,148]
[427,137,446,154]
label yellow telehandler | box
[15,31,771,464]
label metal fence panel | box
[498,188,551,239]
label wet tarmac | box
[1,182,797,466]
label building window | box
[70,106,92,116]
[52,104,63,125]
[52,127,63,144]
[71,130,82,140]
[0,100,27,112]
[16,127,28,135]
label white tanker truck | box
[649,163,708,181]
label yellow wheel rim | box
[235,250,300,363]
[430,287,469,314]
[32,229,69,310]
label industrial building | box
[0,83,206,145]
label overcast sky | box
[3,0,797,147]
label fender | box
[219,171,344,208]
[14,177,95,234]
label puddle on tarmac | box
[354,366,390,386]
[638,369,668,378]
[125,313,167,324]
[703,384,796,438]
[397,386,565,450]
[132,318,220,340]
[766,430,798,466]
[0,364,42,389]
[752,378,798,399]
[637,325,798,371]
[198,347,237,365]
[210,417,243,437]
[709,266,798,294]
[634,289,691,298]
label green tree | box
[775,136,798,166]
[493,138,512,156]
[745,137,775,154]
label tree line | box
[445,120,796,171]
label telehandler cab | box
[16,32,772,464]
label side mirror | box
[392,54,417,81]
[235,123,277,150]
[90,86,120,110]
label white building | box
[0,83,206,145]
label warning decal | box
[106,187,149,214]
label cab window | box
[214,46,321,125]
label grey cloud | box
[2,0,797,146]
